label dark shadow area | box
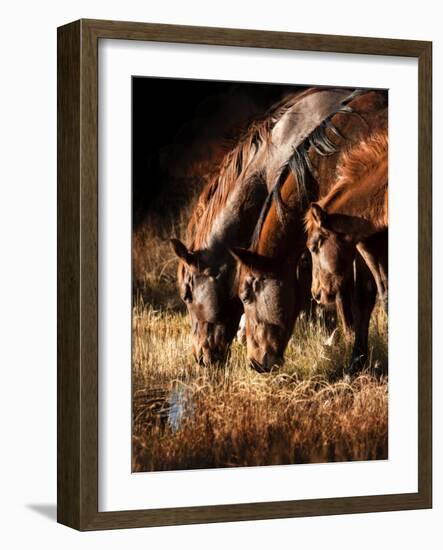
[26,503,57,522]
[132,76,301,227]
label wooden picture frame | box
[57,18,432,530]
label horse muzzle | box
[249,353,282,373]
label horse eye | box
[252,278,261,293]
[311,237,323,253]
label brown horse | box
[305,129,388,372]
[232,90,388,372]
[171,87,360,366]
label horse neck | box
[256,172,315,263]
[204,168,269,252]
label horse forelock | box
[304,207,319,236]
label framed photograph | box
[57,19,432,530]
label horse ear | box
[230,247,274,273]
[170,239,196,267]
[310,203,328,228]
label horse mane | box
[251,94,364,249]
[188,89,316,249]
[304,128,388,234]
[334,128,388,189]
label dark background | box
[132,77,302,227]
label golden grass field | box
[132,225,388,472]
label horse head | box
[171,239,242,367]
[305,203,357,308]
[231,247,299,373]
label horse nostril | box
[249,358,262,372]
[262,353,281,373]
[249,357,272,373]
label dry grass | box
[132,297,388,472]
[133,207,191,311]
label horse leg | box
[296,250,315,321]
[346,254,377,377]
[356,230,388,312]
[335,285,354,340]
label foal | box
[305,129,388,373]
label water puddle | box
[133,383,194,432]
[168,386,194,431]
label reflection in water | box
[168,386,193,431]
